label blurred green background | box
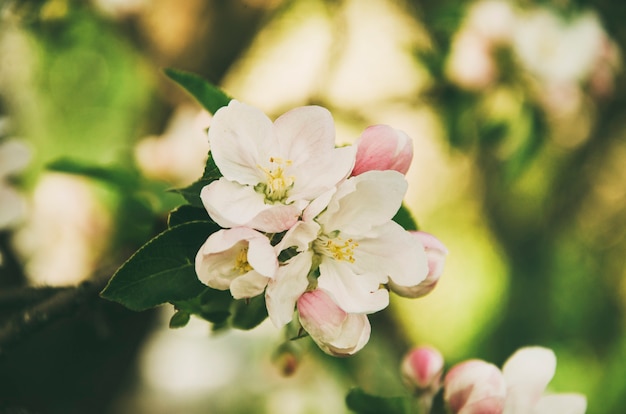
[0,0,625,413]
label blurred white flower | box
[134,105,211,187]
[466,0,517,43]
[445,29,498,91]
[12,173,113,286]
[512,9,604,85]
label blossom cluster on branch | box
[194,100,447,356]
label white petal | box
[201,179,300,232]
[266,251,313,327]
[318,170,407,234]
[444,360,506,413]
[324,313,371,356]
[247,233,280,277]
[317,258,389,314]
[352,222,428,288]
[288,145,356,202]
[208,100,275,185]
[274,221,320,254]
[230,271,270,299]
[502,347,557,412]
[533,394,587,414]
[274,105,336,164]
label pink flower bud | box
[297,289,371,357]
[401,346,444,395]
[351,125,413,176]
[444,360,506,414]
[388,231,448,298]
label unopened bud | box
[352,125,413,176]
[401,346,444,395]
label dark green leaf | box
[168,205,212,228]
[393,204,419,231]
[164,68,232,114]
[173,287,234,325]
[101,221,220,311]
[173,154,221,207]
[345,388,413,414]
[230,295,268,330]
[169,310,191,328]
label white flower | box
[201,100,356,233]
[444,346,587,414]
[195,227,278,299]
[266,169,428,327]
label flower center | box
[314,234,359,263]
[233,246,253,275]
[257,157,295,202]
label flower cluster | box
[194,100,447,356]
[402,345,587,414]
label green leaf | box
[393,204,419,231]
[164,68,231,114]
[169,310,191,328]
[173,153,222,208]
[168,204,212,228]
[47,157,139,188]
[101,221,220,311]
[345,388,413,414]
[230,295,268,330]
[173,287,233,325]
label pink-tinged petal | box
[288,145,356,202]
[273,105,336,163]
[195,227,277,295]
[201,179,301,232]
[317,259,389,314]
[265,250,313,328]
[388,231,448,298]
[401,346,444,394]
[297,289,371,356]
[352,125,413,176]
[319,170,408,234]
[502,347,556,412]
[208,100,274,185]
[352,222,428,288]
[230,271,270,299]
[534,393,587,414]
[444,360,506,414]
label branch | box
[0,271,112,354]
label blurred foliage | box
[0,0,626,412]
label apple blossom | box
[195,227,278,299]
[351,125,413,176]
[388,231,448,298]
[266,169,429,328]
[201,100,356,233]
[444,347,587,414]
[297,289,370,357]
[402,346,444,393]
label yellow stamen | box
[258,157,295,202]
[234,247,253,274]
[314,235,359,263]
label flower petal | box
[318,170,407,234]
[208,100,275,185]
[502,347,557,413]
[265,250,313,328]
[533,393,587,414]
[352,125,413,176]
[274,105,336,162]
[444,360,506,414]
[317,258,389,314]
[201,178,301,232]
[230,271,270,299]
[297,289,371,356]
[352,222,428,288]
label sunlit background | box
[0,0,625,412]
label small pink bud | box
[401,346,444,395]
[444,360,506,414]
[389,231,448,298]
[351,125,413,176]
[297,289,371,357]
